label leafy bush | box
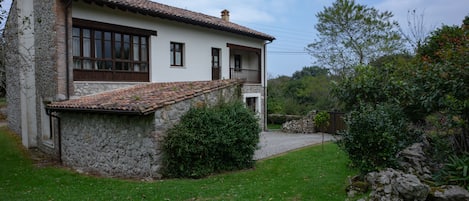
[434,153,469,190]
[337,103,421,174]
[314,111,330,132]
[161,101,261,178]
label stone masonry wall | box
[60,84,241,179]
[61,113,160,179]
[73,82,142,96]
[4,0,21,135]
[34,0,68,157]
[154,84,241,133]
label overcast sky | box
[2,0,467,76]
[154,0,467,77]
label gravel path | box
[254,131,336,160]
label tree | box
[333,16,469,172]
[267,66,337,115]
[400,9,432,53]
[414,17,469,152]
[307,0,404,75]
[291,66,329,80]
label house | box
[4,0,274,178]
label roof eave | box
[82,0,275,41]
[46,106,154,116]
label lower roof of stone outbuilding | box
[47,79,242,115]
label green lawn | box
[0,127,357,201]
[267,124,282,130]
[0,97,6,108]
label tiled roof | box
[47,79,242,115]
[82,0,275,41]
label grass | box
[267,123,282,130]
[0,97,5,108]
[0,127,357,201]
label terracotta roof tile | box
[83,0,275,41]
[47,79,242,115]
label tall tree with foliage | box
[267,66,335,115]
[307,0,404,75]
[414,16,469,152]
[334,16,469,175]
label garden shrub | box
[337,103,421,174]
[161,101,261,178]
[434,153,469,190]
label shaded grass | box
[0,97,5,108]
[0,127,357,201]
[267,124,282,130]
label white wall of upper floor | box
[72,1,268,86]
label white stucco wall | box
[72,2,267,86]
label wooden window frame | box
[72,18,156,82]
[234,54,242,71]
[212,48,220,68]
[170,42,184,67]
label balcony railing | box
[230,68,261,83]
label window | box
[170,42,184,66]
[234,54,241,71]
[212,48,220,68]
[246,97,257,113]
[244,93,261,114]
[72,19,155,82]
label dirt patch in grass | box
[28,148,62,168]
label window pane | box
[72,28,80,57]
[115,62,122,70]
[72,38,80,57]
[73,59,81,69]
[105,61,112,70]
[123,34,130,60]
[133,64,140,72]
[170,51,174,65]
[104,32,112,58]
[83,38,91,57]
[171,42,183,66]
[83,29,90,38]
[83,29,91,57]
[133,36,139,61]
[96,61,105,70]
[175,52,182,66]
[115,33,121,59]
[141,42,147,62]
[141,64,148,72]
[83,59,92,69]
[95,31,102,58]
[72,27,80,37]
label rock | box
[428,185,469,201]
[346,175,370,198]
[281,111,316,133]
[366,168,430,201]
[281,118,315,133]
[396,142,433,181]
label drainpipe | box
[64,0,72,99]
[46,109,62,163]
[263,40,272,131]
